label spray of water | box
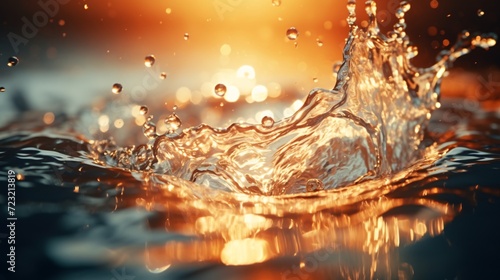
[92,0,496,196]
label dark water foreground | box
[1,97,500,280]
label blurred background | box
[0,0,499,129]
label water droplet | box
[160,72,167,80]
[7,56,19,67]
[395,8,405,19]
[306,179,324,192]
[143,115,157,140]
[394,22,407,33]
[407,45,419,59]
[144,55,155,67]
[460,30,471,40]
[112,83,123,94]
[184,33,190,40]
[286,27,299,40]
[272,0,281,7]
[139,106,148,115]
[346,0,357,26]
[364,0,376,17]
[16,173,25,181]
[316,39,324,47]
[0,87,5,92]
[173,105,178,111]
[261,116,275,128]
[400,1,411,12]
[143,126,157,140]
[313,78,318,83]
[214,83,227,97]
[477,9,485,17]
[164,113,182,133]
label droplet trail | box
[286,27,299,40]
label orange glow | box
[430,0,439,9]
[221,238,271,265]
[61,0,345,96]
[43,112,55,125]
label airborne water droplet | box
[144,55,155,67]
[112,83,123,94]
[7,56,19,67]
[142,116,157,140]
[160,72,167,80]
[272,0,281,7]
[306,179,324,192]
[214,83,227,97]
[477,9,485,17]
[316,39,324,47]
[164,113,182,133]
[0,87,5,92]
[261,116,275,128]
[286,27,299,40]
[395,8,405,19]
[184,33,190,40]
[139,106,148,115]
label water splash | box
[1,1,499,279]
[93,1,496,197]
